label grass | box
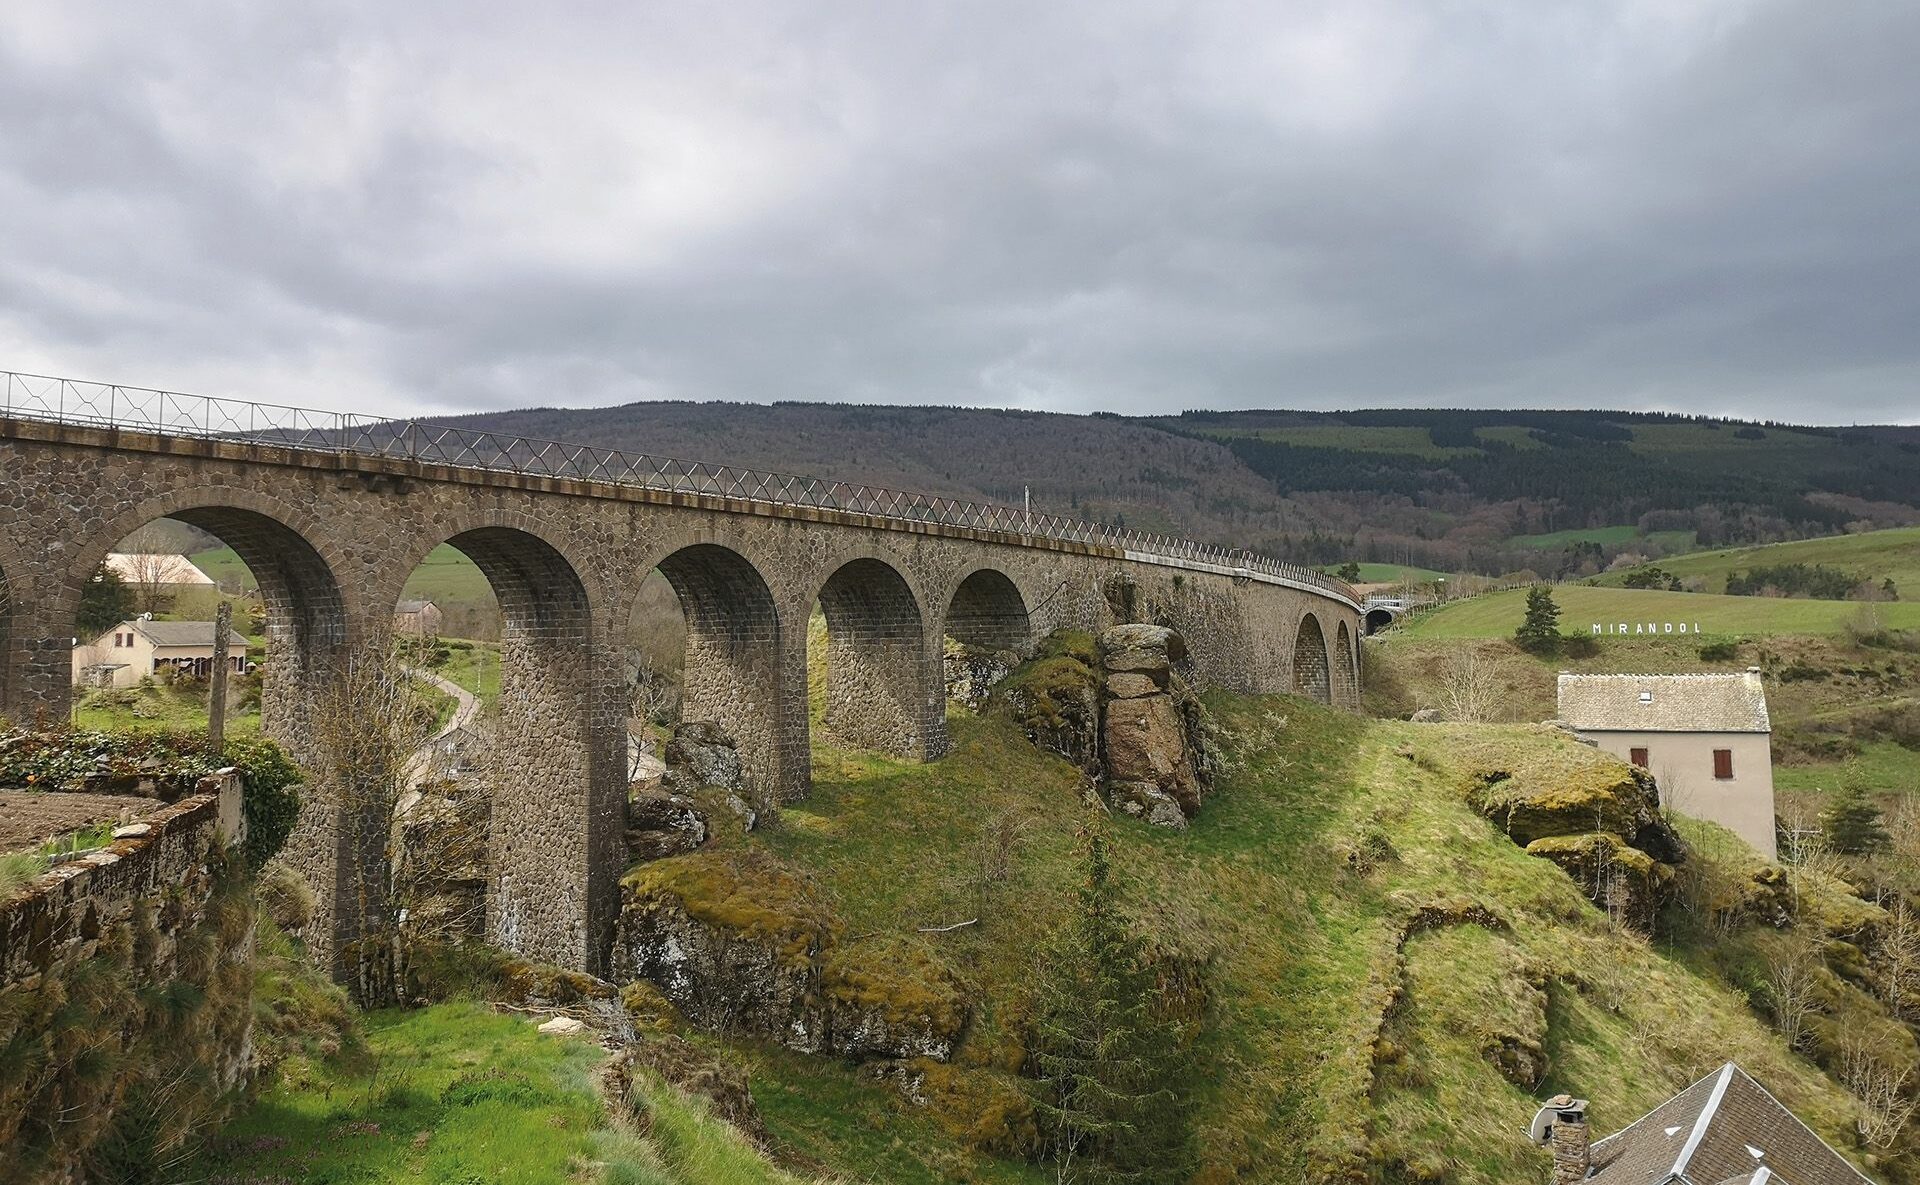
[187,1001,811,1185]
[195,542,500,611]
[703,691,1873,1181]
[1597,526,1920,595]
[1775,743,1920,794]
[71,679,263,737]
[1322,562,1451,584]
[1399,584,1920,639]
[435,640,502,703]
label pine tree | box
[1029,825,1190,1184]
[1514,584,1563,655]
[77,563,135,637]
[1821,781,1891,855]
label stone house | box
[1557,670,1776,859]
[71,619,250,689]
[1532,1063,1871,1184]
[394,598,444,637]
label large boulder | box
[1468,742,1683,863]
[625,785,710,862]
[611,851,969,1063]
[661,721,756,830]
[1103,695,1203,816]
[1523,832,1676,931]
[944,640,1018,710]
[1096,623,1187,681]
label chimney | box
[1548,1096,1591,1184]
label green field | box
[1322,562,1452,584]
[1398,584,1920,639]
[1598,526,1920,594]
[1508,525,1697,552]
[194,543,497,608]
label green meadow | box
[1398,584,1920,639]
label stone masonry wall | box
[0,419,1361,977]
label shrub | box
[1697,640,1739,662]
[1514,586,1563,655]
[222,736,302,869]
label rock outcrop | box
[611,851,969,1063]
[995,626,1216,828]
[1461,732,1685,926]
[658,721,756,831]
[944,639,1018,710]
[1098,625,1210,828]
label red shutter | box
[1713,749,1734,779]
[1630,747,1648,768]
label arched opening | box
[66,511,343,742]
[1292,613,1331,704]
[941,569,1029,707]
[1364,607,1396,635]
[815,558,933,758]
[1334,620,1357,707]
[644,544,788,806]
[418,527,597,966]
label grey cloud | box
[1,1,1916,422]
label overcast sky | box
[2,2,1916,423]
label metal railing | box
[0,370,1360,607]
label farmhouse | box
[72,619,251,689]
[1532,1063,1870,1184]
[1557,670,1776,859]
[103,552,215,586]
[394,598,444,637]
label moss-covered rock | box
[994,631,1102,776]
[1462,733,1683,862]
[611,850,969,1063]
[1523,832,1676,931]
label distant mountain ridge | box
[435,402,1920,576]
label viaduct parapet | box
[0,375,1361,976]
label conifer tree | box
[1514,584,1563,655]
[77,563,135,637]
[1029,824,1191,1184]
[1821,780,1891,855]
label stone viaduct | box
[0,390,1362,978]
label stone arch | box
[942,568,1031,654]
[1292,612,1332,704]
[1364,606,1396,635]
[1334,620,1358,707]
[649,542,793,807]
[815,556,937,758]
[415,524,603,970]
[58,494,352,741]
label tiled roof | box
[396,599,436,613]
[127,620,251,649]
[1557,672,1770,734]
[1589,1063,1870,1185]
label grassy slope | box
[190,1001,812,1185]
[1596,526,1920,594]
[1400,584,1920,638]
[704,698,1868,1183]
[1322,562,1452,583]
[1510,525,1697,552]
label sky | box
[2,2,1917,423]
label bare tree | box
[119,551,191,616]
[626,647,681,732]
[1436,647,1510,723]
[307,644,443,1004]
[1879,901,1920,1022]
[1839,1034,1919,1149]
[1764,940,1821,1051]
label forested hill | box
[434,401,1920,576]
